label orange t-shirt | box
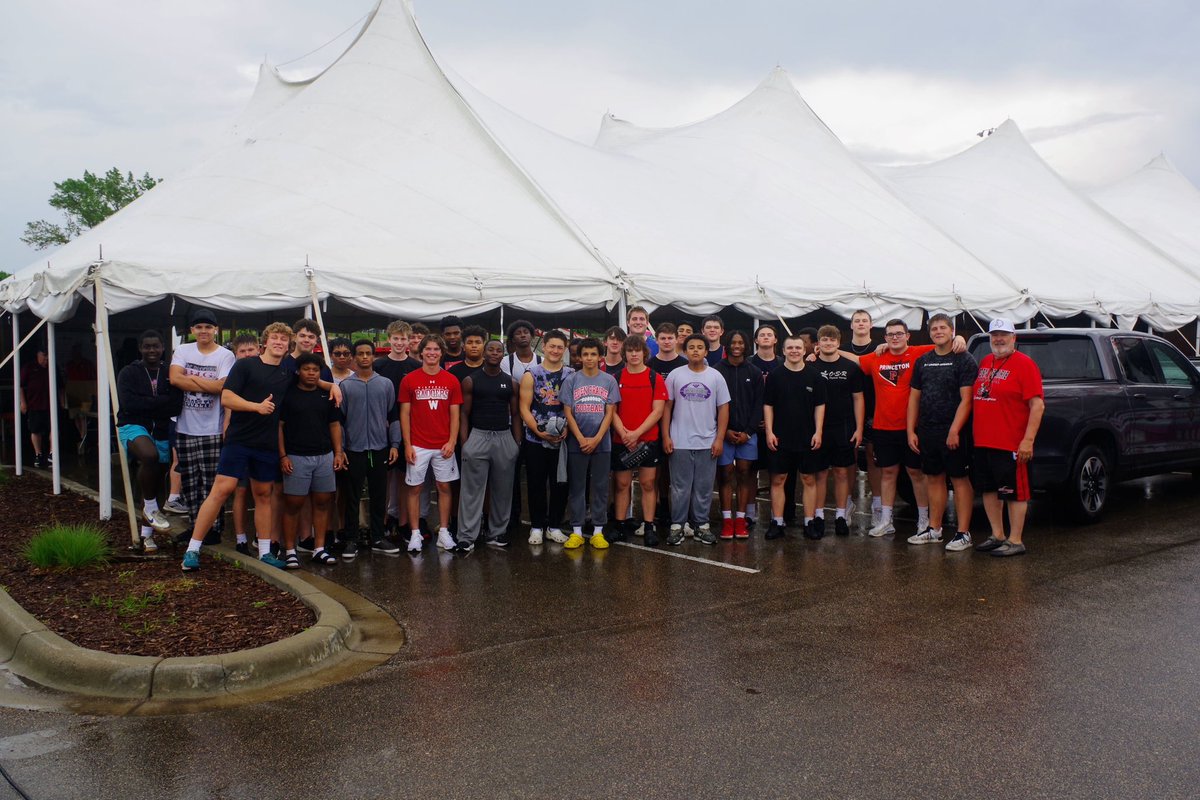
[857,345,934,431]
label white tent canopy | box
[885,121,1200,329]
[1,0,619,321]
[1089,154,1200,277]
[576,69,1031,324]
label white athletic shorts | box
[405,445,460,486]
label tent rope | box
[755,280,792,336]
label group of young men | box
[107,302,1044,573]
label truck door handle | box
[1173,394,1190,401]
[1132,393,1147,399]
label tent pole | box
[617,294,628,332]
[305,270,332,365]
[12,313,21,476]
[94,305,112,519]
[47,322,61,494]
[93,278,139,542]
[499,305,505,341]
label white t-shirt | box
[500,351,541,385]
[666,364,731,449]
[171,343,235,436]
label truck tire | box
[1059,444,1110,523]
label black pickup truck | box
[967,328,1200,522]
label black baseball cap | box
[189,307,218,326]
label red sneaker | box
[733,517,749,538]
[719,518,735,539]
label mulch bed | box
[0,472,314,658]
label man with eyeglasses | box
[971,319,1044,557]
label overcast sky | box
[2,0,1197,273]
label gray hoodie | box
[340,372,401,452]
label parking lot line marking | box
[614,542,761,574]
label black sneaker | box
[765,521,786,540]
[643,521,659,547]
[812,517,825,538]
[455,541,475,555]
[835,517,850,537]
[296,536,316,553]
[371,537,401,556]
[235,541,251,556]
[341,539,359,561]
[487,532,511,547]
[608,521,628,543]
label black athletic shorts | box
[767,447,827,476]
[821,418,858,468]
[611,440,662,471]
[25,410,50,436]
[918,426,971,478]
[973,447,1031,501]
[872,428,920,470]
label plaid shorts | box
[175,433,224,534]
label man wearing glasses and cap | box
[971,319,1044,557]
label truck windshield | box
[969,336,1103,380]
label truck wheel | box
[1060,444,1110,523]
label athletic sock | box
[881,507,894,523]
[167,493,181,504]
[439,527,451,536]
[286,548,297,556]
[236,533,248,544]
[745,503,756,517]
[804,516,813,524]
[773,516,785,526]
[871,496,882,512]
[143,498,159,515]
[721,510,732,519]
[186,538,203,554]
[573,526,583,535]
[257,538,271,557]
[814,508,824,519]
[917,505,929,528]
[140,525,154,538]
[735,511,746,519]
[836,507,847,519]
[931,527,942,536]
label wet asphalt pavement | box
[1,474,1198,799]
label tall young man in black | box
[764,333,827,540]
[812,325,865,536]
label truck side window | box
[1114,339,1159,384]
[1146,340,1197,388]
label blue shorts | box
[217,442,281,483]
[718,434,759,466]
[117,425,170,464]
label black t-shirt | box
[650,355,688,376]
[449,361,484,384]
[440,350,465,369]
[812,356,865,426]
[763,365,827,451]
[281,385,342,455]
[467,369,515,432]
[910,350,978,431]
[374,356,420,395]
[749,353,781,375]
[848,338,877,419]
[224,357,296,450]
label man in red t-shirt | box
[857,319,935,538]
[399,335,463,553]
[971,319,1044,557]
[611,335,669,544]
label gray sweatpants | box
[670,449,718,525]
[567,450,611,529]
[456,429,520,544]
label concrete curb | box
[0,543,358,702]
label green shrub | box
[23,525,112,569]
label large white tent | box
[885,121,1200,329]
[1,0,620,322]
[1089,154,1200,277]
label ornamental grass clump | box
[23,524,112,569]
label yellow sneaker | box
[564,533,586,549]
[589,532,610,549]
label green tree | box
[21,168,160,250]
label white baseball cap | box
[988,318,1017,334]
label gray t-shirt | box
[171,342,235,436]
[561,370,620,453]
[666,365,731,449]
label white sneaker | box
[867,520,895,538]
[528,528,544,545]
[407,531,423,553]
[907,528,942,545]
[945,532,973,552]
[144,509,171,531]
[870,505,882,528]
[436,530,457,551]
[141,534,158,554]
[546,529,568,544]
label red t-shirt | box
[614,367,669,442]
[858,345,933,431]
[972,350,1043,451]
[398,368,463,450]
